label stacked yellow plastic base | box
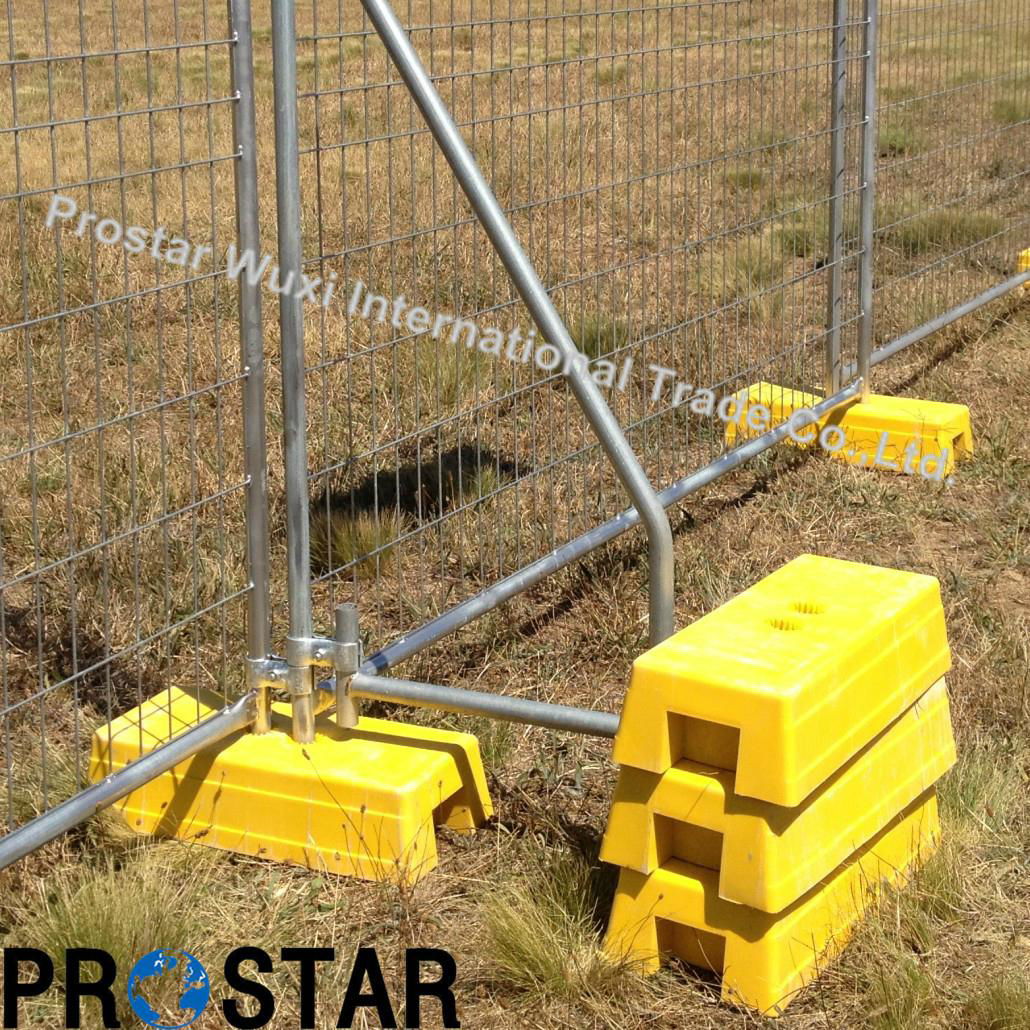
[90,688,492,885]
[601,554,956,1016]
[724,382,972,477]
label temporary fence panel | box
[1,0,1027,861]
[867,0,1029,364]
[0,0,268,837]
[293,0,873,672]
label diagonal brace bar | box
[354,0,675,645]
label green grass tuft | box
[881,206,1004,256]
[992,96,1030,125]
[443,714,517,768]
[723,166,764,189]
[883,83,922,101]
[10,849,218,1026]
[570,314,630,361]
[961,969,1030,1030]
[414,341,493,411]
[776,208,831,259]
[868,954,935,1030]
[4,727,137,850]
[937,739,1024,836]
[697,232,787,322]
[878,123,923,156]
[752,126,794,151]
[310,507,410,578]
[458,463,510,507]
[482,845,634,1001]
[596,61,628,86]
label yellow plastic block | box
[725,381,972,477]
[90,687,492,885]
[602,678,954,911]
[604,790,939,1016]
[1020,248,1030,290]
[613,554,950,805]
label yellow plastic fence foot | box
[604,791,940,1017]
[601,678,955,912]
[603,555,957,1014]
[1020,247,1030,289]
[612,553,951,805]
[89,687,493,885]
[725,382,973,478]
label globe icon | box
[126,949,210,1029]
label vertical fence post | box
[270,0,316,742]
[857,0,880,399]
[229,0,273,733]
[825,0,848,396]
[335,604,360,728]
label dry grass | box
[2,304,1026,1028]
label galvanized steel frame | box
[2,0,1027,867]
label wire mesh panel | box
[0,0,252,833]
[872,0,1029,346]
[295,0,870,650]
[3,0,1024,856]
